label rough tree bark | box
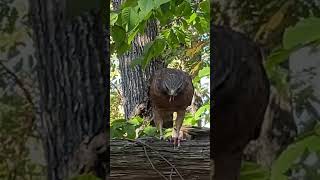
[110,139,210,180]
[244,87,297,167]
[29,1,107,179]
[112,0,165,120]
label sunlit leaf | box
[194,103,210,120]
[110,13,118,26]
[198,66,210,78]
[284,17,320,50]
[138,0,154,18]
[143,126,157,136]
[188,13,197,24]
[130,116,144,126]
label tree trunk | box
[29,1,107,179]
[112,0,165,120]
[110,139,210,180]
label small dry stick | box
[170,168,174,180]
[135,139,185,180]
[143,146,169,180]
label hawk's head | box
[161,73,184,100]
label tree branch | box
[0,59,34,106]
[110,138,210,180]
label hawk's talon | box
[171,136,182,149]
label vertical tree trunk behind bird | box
[112,0,165,121]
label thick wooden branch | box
[110,138,210,180]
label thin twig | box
[0,60,34,106]
[110,82,123,100]
[132,139,185,180]
[143,146,169,180]
[169,168,174,180]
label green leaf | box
[194,103,210,120]
[121,0,138,8]
[140,41,154,67]
[111,119,126,129]
[265,48,291,71]
[136,38,167,69]
[143,126,157,136]
[125,124,136,139]
[148,38,166,57]
[168,29,179,48]
[187,13,197,24]
[174,27,186,44]
[194,16,208,34]
[117,42,131,55]
[157,1,173,25]
[181,1,192,17]
[183,114,198,126]
[110,13,118,26]
[175,1,185,15]
[130,116,144,126]
[130,56,144,68]
[128,7,140,31]
[198,66,210,78]
[283,17,320,50]
[154,0,171,8]
[111,25,126,43]
[240,161,269,180]
[199,0,210,14]
[111,128,124,139]
[193,66,210,83]
[138,0,155,18]
[271,135,320,180]
[127,20,146,44]
[199,16,209,33]
[121,7,130,30]
[120,7,141,32]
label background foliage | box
[0,0,45,179]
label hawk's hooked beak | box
[168,89,176,103]
[169,89,175,95]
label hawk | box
[212,25,270,180]
[149,68,194,148]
